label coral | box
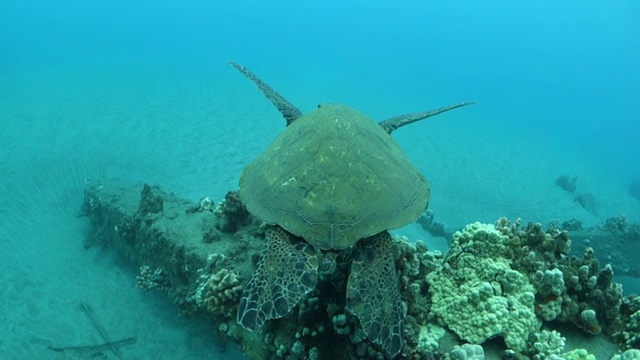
[452,222,514,258]
[532,269,566,321]
[428,222,541,351]
[428,219,627,355]
[450,344,484,360]
[602,214,640,242]
[395,237,445,358]
[572,263,623,335]
[114,215,137,245]
[331,313,353,335]
[561,218,583,231]
[186,196,215,214]
[612,349,640,360]
[492,218,625,338]
[80,183,103,216]
[417,209,448,238]
[577,309,602,335]
[528,329,565,360]
[136,265,168,291]
[138,183,164,214]
[85,179,635,360]
[561,348,596,360]
[415,324,445,352]
[604,214,630,234]
[215,191,252,232]
[622,310,640,349]
[195,268,243,318]
[396,238,440,325]
[494,217,572,268]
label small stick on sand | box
[47,337,136,353]
[80,301,121,359]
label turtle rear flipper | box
[347,231,404,358]
[237,226,319,331]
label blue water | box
[1,1,639,359]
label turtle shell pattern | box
[239,103,430,250]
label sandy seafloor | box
[1,64,639,359]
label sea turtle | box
[232,62,472,358]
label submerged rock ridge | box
[81,179,638,359]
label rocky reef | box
[81,179,640,359]
[551,214,640,280]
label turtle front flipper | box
[237,226,319,331]
[229,62,303,126]
[378,101,475,134]
[347,231,404,358]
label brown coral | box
[215,191,252,233]
[196,268,243,318]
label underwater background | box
[1,0,638,359]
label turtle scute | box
[237,226,319,330]
[347,231,404,358]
